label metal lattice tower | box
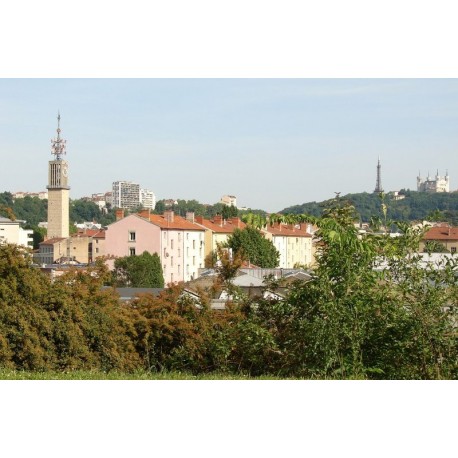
[51,112,67,160]
[374,157,383,193]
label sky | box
[1,78,458,213]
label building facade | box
[0,217,34,248]
[105,210,206,284]
[263,223,314,268]
[112,181,141,210]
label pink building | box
[105,210,206,285]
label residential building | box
[112,181,141,210]
[417,171,450,193]
[420,225,458,254]
[263,223,314,268]
[36,234,93,265]
[105,210,206,284]
[140,188,156,210]
[0,217,34,248]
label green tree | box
[226,227,279,268]
[113,252,164,288]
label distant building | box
[112,181,156,210]
[417,171,450,193]
[13,191,48,200]
[0,217,34,248]
[140,188,156,210]
[112,181,141,210]
[420,225,458,254]
[220,195,237,207]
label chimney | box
[116,209,125,221]
[186,211,195,223]
[138,209,150,219]
[195,215,204,225]
[214,215,223,227]
[164,210,174,223]
[230,217,241,228]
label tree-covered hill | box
[280,190,458,224]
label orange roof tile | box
[195,217,247,234]
[265,223,312,237]
[424,226,458,241]
[147,214,206,231]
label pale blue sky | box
[1,78,458,212]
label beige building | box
[263,223,314,268]
[420,225,458,254]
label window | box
[186,233,189,240]
[452,247,457,254]
[171,273,174,283]
[171,239,174,249]
[164,248,166,257]
[95,248,99,254]
[178,233,181,242]
[193,240,196,249]
[178,248,181,257]
[187,247,189,256]
[129,231,136,242]
[129,248,136,256]
[171,256,174,267]
[178,265,181,275]
[193,256,195,266]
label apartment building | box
[0,217,34,248]
[112,181,141,210]
[105,210,206,284]
[263,223,314,268]
[420,225,458,254]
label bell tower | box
[47,112,70,239]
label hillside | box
[280,190,458,224]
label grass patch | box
[0,368,292,380]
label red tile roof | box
[195,216,247,234]
[147,214,206,231]
[265,223,312,237]
[424,226,458,240]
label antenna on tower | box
[51,111,67,160]
[374,157,383,193]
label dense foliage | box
[226,226,280,268]
[281,190,458,224]
[112,252,164,288]
[0,197,457,379]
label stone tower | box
[47,113,70,239]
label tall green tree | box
[113,252,164,288]
[226,227,279,268]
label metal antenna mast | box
[51,111,67,160]
[374,157,383,193]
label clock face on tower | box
[62,165,68,177]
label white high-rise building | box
[112,181,141,210]
[140,188,156,210]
